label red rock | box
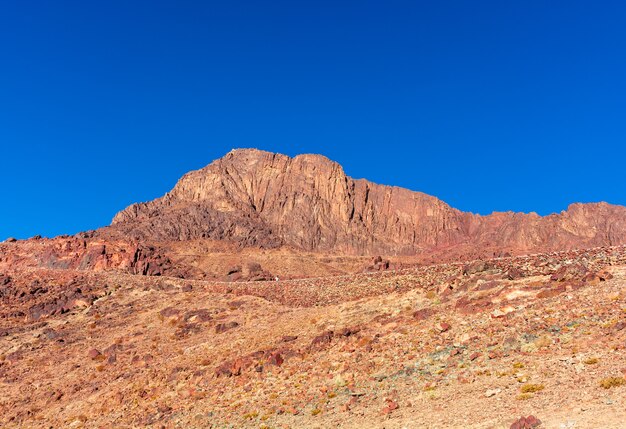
[476,280,501,291]
[550,263,588,282]
[525,415,541,426]
[536,283,567,299]
[102,344,119,364]
[160,307,181,318]
[463,260,490,275]
[281,335,298,342]
[215,364,233,378]
[337,326,360,337]
[510,415,542,428]
[266,351,284,367]
[87,348,103,361]
[469,352,481,361]
[364,256,391,272]
[413,308,434,321]
[455,296,493,314]
[310,330,334,349]
[380,399,399,415]
[3,150,626,286]
[226,266,241,276]
[215,321,239,333]
[439,322,451,332]
[597,270,614,281]
[506,267,524,280]
[341,395,358,412]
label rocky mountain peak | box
[109,149,626,256]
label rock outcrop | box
[110,148,626,255]
[0,237,195,278]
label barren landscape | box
[1,150,625,428]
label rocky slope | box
[110,148,626,256]
[2,246,625,428]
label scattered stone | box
[310,330,334,349]
[505,267,524,280]
[266,351,284,367]
[438,322,451,333]
[413,308,434,321]
[281,335,298,342]
[463,260,489,275]
[215,321,239,333]
[550,263,588,282]
[337,326,360,337]
[365,256,391,272]
[342,396,358,412]
[380,399,399,415]
[485,388,501,397]
[87,348,103,361]
[537,283,567,299]
[485,389,502,398]
[510,415,542,428]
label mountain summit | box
[110,148,626,256]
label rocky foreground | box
[1,246,625,428]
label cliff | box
[110,149,626,255]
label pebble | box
[485,388,501,397]
[87,348,103,360]
[439,322,451,332]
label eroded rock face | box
[0,238,192,278]
[111,149,626,255]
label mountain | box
[4,150,626,428]
[110,148,626,256]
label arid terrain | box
[1,149,625,428]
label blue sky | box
[1,1,625,239]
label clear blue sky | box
[1,1,625,239]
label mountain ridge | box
[109,148,626,256]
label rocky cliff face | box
[111,148,626,255]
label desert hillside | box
[1,150,626,428]
[1,246,625,428]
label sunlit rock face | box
[111,148,626,255]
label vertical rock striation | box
[111,148,626,255]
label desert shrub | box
[520,383,544,393]
[599,377,626,389]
